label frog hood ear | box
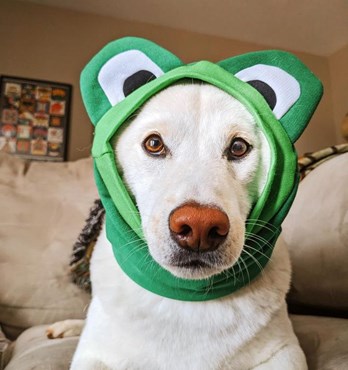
[218,50,323,143]
[80,37,183,126]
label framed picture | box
[0,75,72,161]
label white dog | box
[49,83,307,369]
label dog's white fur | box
[52,84,307,369]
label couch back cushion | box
[0,154,97,339]
[283,152,348,314]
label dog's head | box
[81,37,322,297]
[114,82,270,279]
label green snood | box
[81,37,323,302]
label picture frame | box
[0,75,72,161]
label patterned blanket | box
[298,143,348,180]
[70,199,105,293]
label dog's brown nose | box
[169,203,230,252]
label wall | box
[329,45,348,143]
[0,0,338,160]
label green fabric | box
[81,37,323,301]
[218,51,323,143]
[81,37,183,126]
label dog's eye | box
[143,134,166,157]
[227,138,251,160]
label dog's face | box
[115,84,270,280]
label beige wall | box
[329,45,348,143]
[0,0,340,160]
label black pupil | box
[150,139,159,147]
[231,140,247,155]
[148,137,161,150]
[123,70,157,97]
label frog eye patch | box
[98,50,164,106]
[218,51,322,143]
[235,64,300,119]
[80,37,183,126]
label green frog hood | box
[80,37,323,301]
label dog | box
[48,82,307,369]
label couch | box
[0,152,347,369]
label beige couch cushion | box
[0,154,97,340]
[291,315,348,370]
[4,316,348,370]
[4,325,77,370]
[283,153,348,312]
[0,326,12,370]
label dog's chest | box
[88,291,255,370]
[88,227,289,369]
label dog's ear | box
[218,51,323,143]
[80,37,183,126]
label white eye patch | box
[98,50,164,106]
[235,64,301,119]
